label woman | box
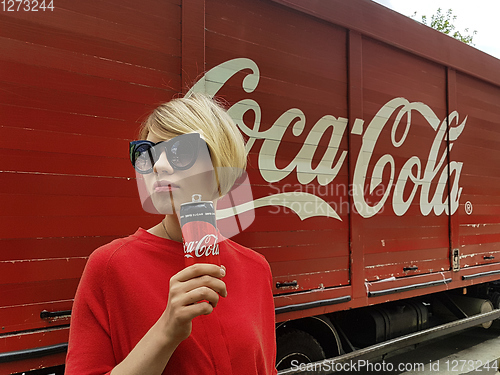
[65,93,277,375]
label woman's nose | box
[153,151,174,174]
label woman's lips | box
[153,180,180,193]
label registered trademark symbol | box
[465,201,473,215]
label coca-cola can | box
[180,195,220,267]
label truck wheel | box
[276,328,326,370]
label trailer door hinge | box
[452,248,460,271]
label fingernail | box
[220,267,226,277]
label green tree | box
[412,8,477,46]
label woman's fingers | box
[174,263,226,283]
[170,264,227,300]
[183,286,220,307]
[169,264,227,306]
[181,301,214,322]
[178,274,227,298]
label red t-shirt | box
[65,228,277,375]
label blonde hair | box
[139,93,247,197]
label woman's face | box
[135,132,217,215]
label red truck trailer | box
[2,0,500,373]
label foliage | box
[412,8,477,46]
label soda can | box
[180,194,220,266]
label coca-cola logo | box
[187,58,467,221]
[184,234,220,258]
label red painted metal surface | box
[1,0,500,372]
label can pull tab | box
[192,194,202,202]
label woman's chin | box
[151,197,175,215]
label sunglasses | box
[129,133,203,174]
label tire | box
[276,328,326,370]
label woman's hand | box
[110,264,226,375]
[159,263,227,345]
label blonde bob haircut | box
[139,93,247,198]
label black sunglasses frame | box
[129,133,202,174]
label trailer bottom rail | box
[277,309,500,375]
[0,343,68,364]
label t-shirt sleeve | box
[65,248,116,375]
